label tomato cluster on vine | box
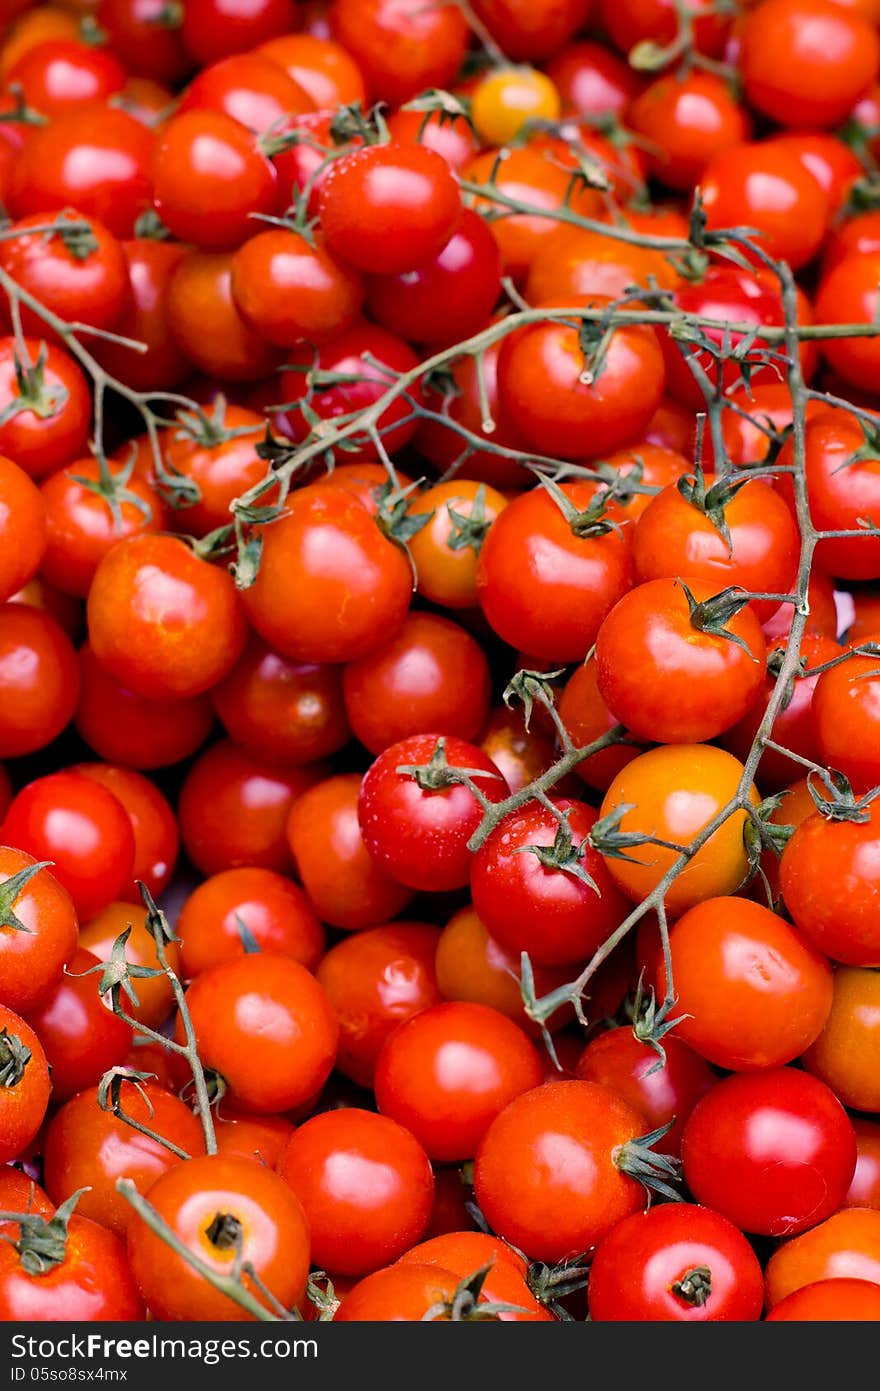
[2,0,880,1330]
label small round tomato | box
[358,734,510,893]
[471,66,561,146]
[79,903,181,1030]
[407,480,508,612]
[180,0,296,65]
[628,71,750,190]
[0,1004,50,1164]
[212,634,351,766]
[256,32,367,108]
[231,229,363,349]
[479,705,568,800]
[8,105,155,239]
[87,534,248,702]
[740,0,879,129]
[0,604,79,757]
[576,1030,715,1157]
[95,0,192,84]
[180,953,338,1113]
[213,1107,293,1168]
[0,455,46,602]
[95,238,190,393]
[318,144,461,276]
[0,209,129,337]
[6,38,126,117]
[845,1120,880,1209]
[599,745,759,915]
[471,0,588,59]
[435,904,574,1037]
[475,1079,660,1264]
[595,576,768,745]
[178,740,324,877]
[803,966,880,1110]
[398,1230,551,1322]
[588,1204,764,1321]
[781,797,880,964]
[166,249,281,382]
[0,337,90,480]
[0,1204,144,1321]
[243,486,413,665]
[477,483,634,663]
[416,344,529,491]
[176,52,313,132]
[657,896,833,1070]
[43,1081,205,1239]
[161,403,268,539]
[329,0,469,105]
[287,773,414,930]
[681,1068,856,1237]
[25,945,132,1102]
[0,848,78,1017]
[767,1279,880,1321]
[525,225,680,306]
[0,1169,52,1217]
[469,799,629,967]
[698,142,828,271]
[334,1262,478,1322]
[74,763,179,902]
[365,209,501,347]
[177,866,324,979]
[316,922,440,1086]
[780,409,880,580]
[546,40,643,118]
[558,658,640,792]
[764,1207,880,1307]
[40,456,163,599]
[598,0,730,61]
[126,1154,309,1321]
[766,132,862,216]
[280,1109,434,1277]
[384,108,478,175]
[75,642,214,771]
[497,300,666,462]
[342,613,491,755]
[374,1001,543,1162]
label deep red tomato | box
[469,799,629,967]
[474,1079,662,1264]
[780,797,880,964]
[179,952,338,1113]
[0,1169,53,1218]
[477,483,634,663]
[0,337,90,480]
[0,1004,51,1164]
[152,109,279,249]
[384,109,478,175]
[40,456,163,599]
[176,52,313,133]
[242,485,413,665]
[8,105,155,238]
[777,409,880,580]
[815,252,880,391]
[698,141,828,271]
[374,1001,543,1162]
[576,1029,715,1157]
[166,248,281,382]
[598,0,730,60]
[588,1204,764,1321]
[316,922,440,1085]
[279,1108,434,1277]
[0,848,78,1017]
[43,1081,205,1239]
[5,39,126,117]
[87,534,248,702]
[628,72,750,190]
[740,0,879,128]
[358,733,510,893]
[845,1119,880,1209]
[74,642,214,771]
[0,455,46,603]
[126,1154,309,1321]
[0,1204,144,1321]
[681,1068,856,1236]
[213,1106,294,1168]
[95,238,190,393]
[767,1279,880,1321]
[595,576,767,744]
[180,0,298,65]
[766,132,862,216]
[162,403,267,538]
[231,229,364,349]
[177,866,325,979]
[95,0,192,84]
[657,896,833,1070]
[558,658,640,792]
[213,633,351,766]
[0,209,129,337]
[546,40,643,118]
[329,0,469,104]
[2,770,135,920]
[24,946,132,1103]
[178,739,324,877]
[342,612,491,755]
[415,341,530,491]
[471,0,588,58]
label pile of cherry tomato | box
[3,0,880,1328]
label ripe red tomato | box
[329,0,469,104]
[74,764,177,903]
[25,945,132,1102]
[177,866,325,979]
[0,456,45,603]
[0,847,78,1017]
[358,734,510,893]
[126,1154,310,1321]
[3,771,135,921]
[781,798,880,964]
[598,0,730,59]
[374,1001,543,1162]
[181,953,338,1113]
[0,337,90,480]
[657,896,833,1070]
[0,210,129,338]
[40,456,163,598]
[384,109,478,175]
[628,72,750,190]
[95,238,189,393]
[416,341,530,491]
[845,1119,880,1209]
[595,576,768,744]
[334,1262,484,1322]
[166,248,281,381]
[576,1029,715,1157]
[316,922,440,1086]
[546,40,643,119]
[767,1279,880,1321]
[558,658,640,792]
[0,1003,51,1164]
[280,1109,434,1276]
[803,966,880,1111]
[87,534,248,702]
[176,52,313,132]
[256,33,367,109]
[477,483,634,663]
[699,142,829,271]
[475,1079,661,1263]
[815,252,880,391]
[79,900,181,1029]
[764,1207,880,1306]
[588,1204,764,1321]
[213,1107,293,1168]
[6,39,126,117]
[243,485,413,665]
[397,1231,551,1322]
[681,1068,856,1236]
[779,409,880,580]
[95,0,192,84]
[740,0,879,128]
[0,1204,144,1321]
[525,225,680,306]
[43,1082,205,1239]
[469,799,629,967]
[179,739,324,877]
[231,229,363,349]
